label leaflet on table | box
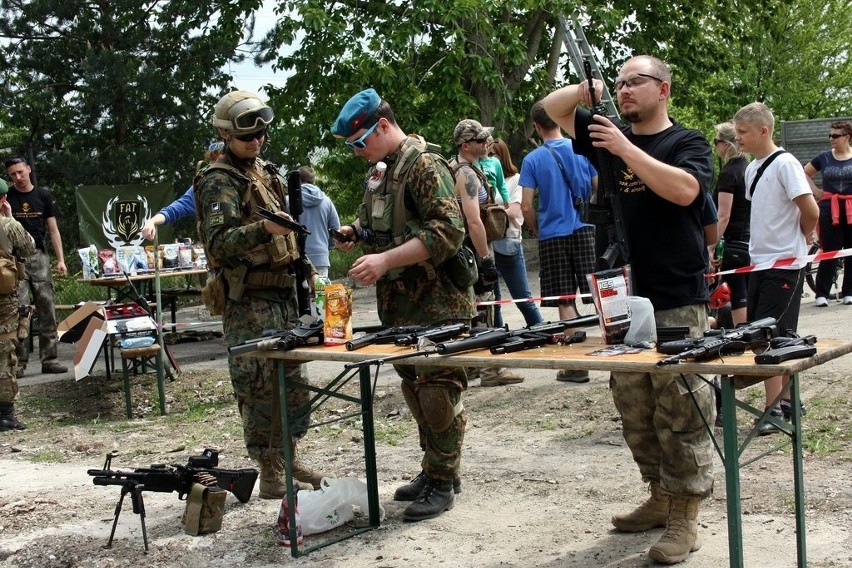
[106,315,157,334]
[587,265,632,344]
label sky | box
[221,3,290,100]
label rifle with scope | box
[87,449,258,550]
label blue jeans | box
[493,244,543,327]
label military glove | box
[476,255,499,289]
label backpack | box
[450,161,508,242]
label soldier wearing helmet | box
[194,90,326,497]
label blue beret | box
[331,88,381,138]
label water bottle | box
[366,161,387,191]
[313,275,330,322]
[120,336,156,349]
[715,237,725,262]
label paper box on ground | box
[58,302,106,344]
[74,317,108,381]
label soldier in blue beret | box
[332,89,476,522]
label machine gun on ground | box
[229,320,324,356]
[87,449,258,550]
[656,317,780,366]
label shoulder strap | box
[542,142,576,197]
[748,150,787,197]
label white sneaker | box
[843,296,852,305]
[815,297,829,307]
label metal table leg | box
[721,377,744,568]
[789,373,807,567]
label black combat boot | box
[402,478,455,522]
[0,402,26,432]
[394,470,461,501]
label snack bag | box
[323,283,352,346]
[79,245,100,279]
[98,248,117,276]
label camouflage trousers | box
[0,337,19,403]
[224,295,310,464]
[610,304,715,498]
[394,362,467,483]
[16,250,59,365]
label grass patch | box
[31,450,65,463]
[373,421,409,447]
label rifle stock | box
[656,317,779,366]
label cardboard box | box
[58,302,106,344]
[74,317,108,381]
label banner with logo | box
[76,184,176,249]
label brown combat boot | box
[289,439,327,490]
[648,495,702,564]
[611,481,669,532]
[257,455,312,499]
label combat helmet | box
[212,91,274,133]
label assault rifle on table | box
[436,315,599,355]
[655,317,779,366]
[87,449,258,550]
[344,315,599,369]
[229,320,324,356]
[345,325,429,351]
[491,329,587,355]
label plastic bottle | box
[120,336,156,349]
[715,237,725,262]
[275,488,303,547]
[313,275,330,322]
[366,161,387,191]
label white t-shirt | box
[746,149,811,265]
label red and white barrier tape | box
[712,247,852,277]
[476,293,593,307]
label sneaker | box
[394,471,461,501]
[479,367,524,387]
[814,297,829,307]
[41,362,68,374]
[779,398,807,421]
[843,296,852,305]
[556,369,590,383]
[755,407,784,436]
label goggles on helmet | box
[233,107,274,131]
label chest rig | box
[358,136,453,280]
[194,159,301,292]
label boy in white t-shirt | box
[733,102,819,434]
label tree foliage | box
[0,0,260,251]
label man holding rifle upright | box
[332,88,475,522]
[543,56,714,564]
[194,90,325,499]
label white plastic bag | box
[298,477,384,536]
[623,296,657,347]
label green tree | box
[0,0,259,254]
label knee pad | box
[400,380,424,425]
[418,385,459,433]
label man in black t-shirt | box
[543,56,714,565]
[4,157,67,375]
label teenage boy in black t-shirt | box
[4,157,67,375]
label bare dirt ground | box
[1,266,851,568]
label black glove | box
[475,255,498,292]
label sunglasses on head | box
[345,121,379,150]
[233,129,267,142]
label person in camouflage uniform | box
[194,90,324,498]
[332,89,476,522]
[0,179,37,432]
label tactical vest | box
[0,220,26,296]
[357,135,453,280]
[194,159,300,290]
